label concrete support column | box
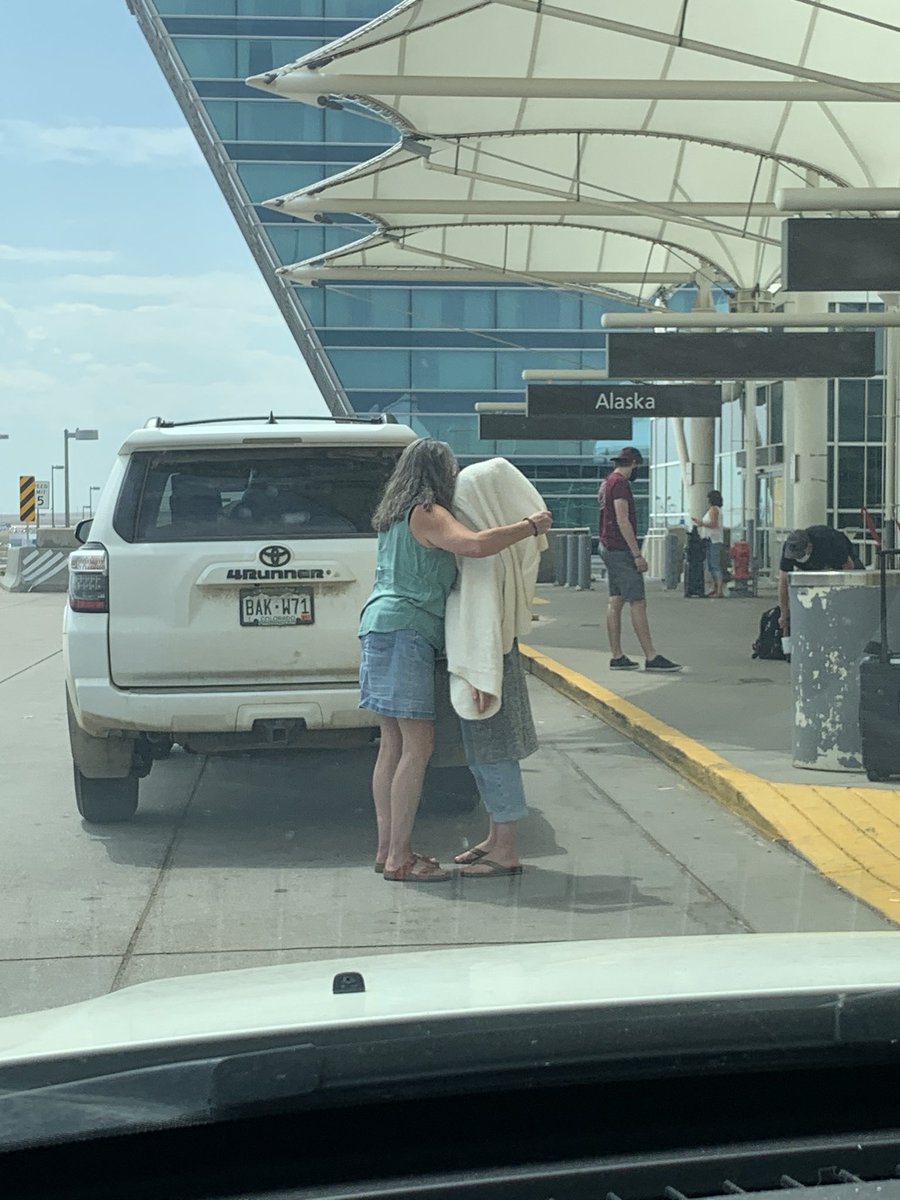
[682,272,717,521]
[742,382,758,548]
[687,416,715,521]
[880,293,899,551]
[784,293,829,529]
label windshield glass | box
[2,0,900,1153]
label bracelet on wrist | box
[525,517,538,537]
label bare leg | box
[456,816,497,863]
[607,595,626,657]
[384,718,435,874]
[461,820,520,873]
[372,718,402,863]
[629,599,657,660]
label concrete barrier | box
[1,544,71,592]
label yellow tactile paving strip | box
[519,644,900,924]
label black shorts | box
[601,548,645,602]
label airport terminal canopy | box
[248,0,900,303]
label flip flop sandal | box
[375,851,438,874]
[383,854,451,883]
[459,859,524,878]
[453,847,490,865]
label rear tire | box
[867,769,891,783]
[74,769,139,823]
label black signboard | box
[783,218,900,291]
[479,414,632,441]
[528,382,722,419]
[607,331,877,379]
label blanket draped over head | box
[444,458,548,721]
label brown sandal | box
[453,846,490,865]
[375,851,438,874]
[383,854,451,882]
[459,859,524,878]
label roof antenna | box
[267,411,277,424]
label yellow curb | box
[520,643,900,925]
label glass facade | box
[827,303,886,557]
[139,0,651,535]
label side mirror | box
[74,519,93,544]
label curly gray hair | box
[371,437,458,533]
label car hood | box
[3,933,900,1067]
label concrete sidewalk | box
[527,580,802,786]
[522,580,900,925]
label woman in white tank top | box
[693,488,725,598]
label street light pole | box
[63,428,99,528]
[51,465,64,529]
[64,432,70,528]
[88,486,100,516]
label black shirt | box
[779,525,855,573]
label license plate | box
[239,587,314,627]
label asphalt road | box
[0,591,889,1018]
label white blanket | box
[445,458,549,721]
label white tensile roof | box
[247,0,900,304]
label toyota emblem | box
[259,545,291,567]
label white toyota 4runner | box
[63,414,470,823]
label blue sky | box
[0,0,327,517]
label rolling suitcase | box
[859,548,900,782]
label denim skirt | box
[359,629,437,721]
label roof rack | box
[143,413,397,430]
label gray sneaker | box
[610,656,639,670]
[645,655,682,673]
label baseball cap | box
[612,446,644,465]
[784,529,812,560]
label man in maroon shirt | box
[599,447,681,673]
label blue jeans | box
[707,540,723,581]
[468,759,528,823]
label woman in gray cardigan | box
[444,459,549,878]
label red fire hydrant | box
[729,541,753,595]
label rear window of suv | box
[113,447,400,542]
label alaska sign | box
[527,383,722,419]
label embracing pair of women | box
[358,438,553,882]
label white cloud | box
[0,366,54,392]
[0,244,116,265]
[55,272,284,313]
[0,268,331,512]
[0,119,201,167]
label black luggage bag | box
[859,548,900,783]
[752,606,788,661]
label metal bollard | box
[576,533,592,590]
[553,533,568,586]
[566,535,579,587]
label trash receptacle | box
[790,570,900,771]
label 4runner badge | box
[259,545,291,567]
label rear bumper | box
[70,678,376,738]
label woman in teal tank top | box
[359,438,553,882]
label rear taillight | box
[69,545,109,613]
